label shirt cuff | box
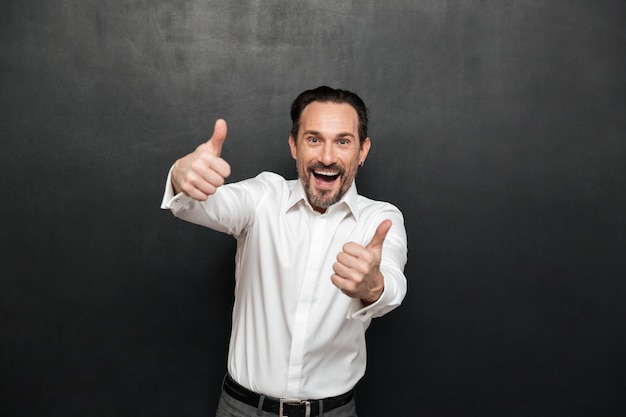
[346,281,391,322]
[160,166,193,211]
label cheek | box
[340,153,360,170]
[296,156,309,174]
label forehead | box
[299,101,359,136]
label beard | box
[304,183,340,210]
[300,161,354,211]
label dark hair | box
[290,86,369,144]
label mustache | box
[307,162,345,175]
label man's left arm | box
[331,209,408,321]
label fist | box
[171,119,231,200]
[331,220,392,305]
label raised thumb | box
[366,220,392,249]
[208,118,228,156]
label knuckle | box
[190,159,204,172]
[181,182,193,195]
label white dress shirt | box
[161,171,407,399]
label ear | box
[288,134,298,160]
[359,137,371,165]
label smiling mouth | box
[313,169,340,184]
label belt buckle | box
[279,398,311,417]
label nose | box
[319,142,336,165]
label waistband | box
[222,374,355,417]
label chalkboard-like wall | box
[1,1,625,416]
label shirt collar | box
[287,178,359,220]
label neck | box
[309,199,327,214]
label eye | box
[337,138,350,146]
[307,136,320,144]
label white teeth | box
[314,170,338,176]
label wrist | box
[361,285,383,306]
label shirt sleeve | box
[346,206,408,321]
[160,166,193,211]
[160,166,266,237]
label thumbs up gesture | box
[331,220,392,305]
[171,119,231,200]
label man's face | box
[289,101,371,213]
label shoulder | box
[230,171,293,202]
[249,171,293,191]
[254,171,288,183]
[355,194,404,220]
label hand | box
[171,119,231,200]
[331,220,392,305]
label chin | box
[313,189,343,208]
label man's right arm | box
[161,120,269,238]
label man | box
[161,86,407,416]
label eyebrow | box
[302,130,356,139]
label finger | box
[201,155,231,180]
[333,260,354,280]
[181,171,216,199]
[330,273,355,293]
[336,251,363,271]
[189,153,229,183]
[199,169,226,190]
[365,220,392,250]
[179,178,211,201]
[207,118,228,156]
[338,242,356,257]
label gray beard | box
[304,183,341,210]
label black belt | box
[223,374,355,417]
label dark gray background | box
[1,1,625,416]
